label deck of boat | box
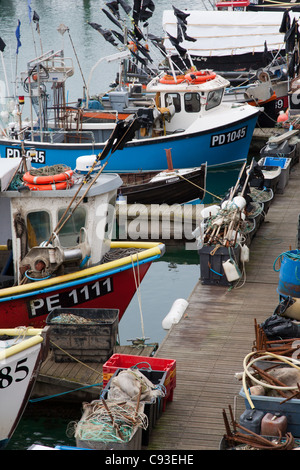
[147,160,300,450]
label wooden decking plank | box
[148,161,300,450]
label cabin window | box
[206,89,223,111]
[27,211,51,248]
[164,93,181,112]
[184,93,200,113]
[57,207,87,247]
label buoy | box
[162,298,188,330]
[75,155,102,175]
[277,110,289,123]
[232,196,246,210]
[200,205,220,219]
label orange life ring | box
[24,179,74,191]
[159,74,186,85]
[23,169,73,185]
[185,71,216,84]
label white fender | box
[162,298,188,330]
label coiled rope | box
[273,250,300,272]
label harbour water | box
[1,0,247,450]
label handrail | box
[0,334,43,361]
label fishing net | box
[74,400,148,443]
[249,187,273,203]
[27,164,71,176]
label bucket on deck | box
[276,250,300,298]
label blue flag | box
[15,20,21,54]
[27,0,32,23]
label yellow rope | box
[177,173,223,200]
[50,340,103,376]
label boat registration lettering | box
[6,147,46,164]
[28,277,113,318]
[210,126,247,147]
[0,359,29,389]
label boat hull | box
[0,331,47,449]
[0,113,258,172]
[120,165,206,204]
[0,243,163,329]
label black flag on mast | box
[118,0,131,15]
[88,22,118,46]
[166,32,187,57]
[172,6,196,43]
[106,1,120,19]
[102,8,122,29]
[0,37,6,52]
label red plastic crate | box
[102,353,176,408]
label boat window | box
[164,93,181,113]
[27,211,51,248]
[206,89,223,111]
[184,93,200,113]
[57,207,86,247]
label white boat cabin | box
[138,71,230,135]
[0,160,122,286]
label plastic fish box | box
[261,156,291,194]
[240,388,300,437]
[102,354,176,408]
[198,244,241,286]
[102,368,167,446]
[46,308,119,363]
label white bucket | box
[162,298,188,330]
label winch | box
[19,228,91,280]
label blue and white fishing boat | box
[0,50,259,173]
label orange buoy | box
[277,110,289,123]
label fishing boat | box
[0,158,165,329]
[162,9,288,76]
[0,326,49,449]
[216,0,300,12]
[0,48,259,173]
[119,162,207,205]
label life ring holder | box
[23,168,73,185]
[24,179,74,191]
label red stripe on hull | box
[0,263,152,328]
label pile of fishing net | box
[106,367,166,402]
[73,368,166,446]
[74,400,147,445]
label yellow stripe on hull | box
[0,241,164,299]
[0,334,43,361]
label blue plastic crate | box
[263,156,289,169]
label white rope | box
[130,254,145,339]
